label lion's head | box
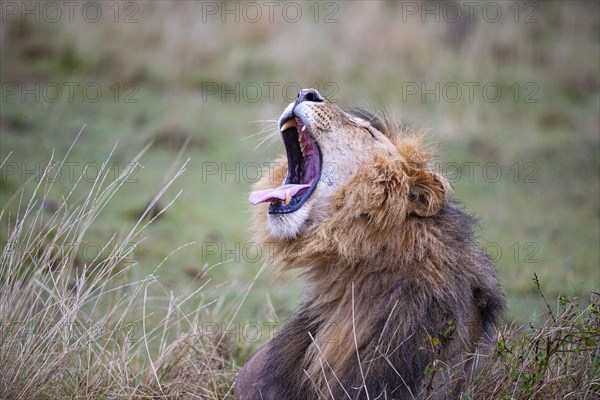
[239,89,504,400]
[249,88,451,245]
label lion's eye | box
[347,115,377,139]
[362,126,376,139]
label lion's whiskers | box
[241,120,278,140]
[254,134,279,151]
[240,120,280,151]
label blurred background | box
[1,0,598,328]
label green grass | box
[1,1,599,398]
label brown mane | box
[237,97,504,399]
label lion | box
[236,89,505,399]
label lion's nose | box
[297,88,324,103]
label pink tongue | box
[249,183,312,205]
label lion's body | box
[237,90,504,399]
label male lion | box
[237,89,504,399]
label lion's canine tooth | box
[280,119,296,132]
[301,125,307,132]
[284,189,291,205]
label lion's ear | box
[407,169,450,217]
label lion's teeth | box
[284,189,291,205]
[301,125,307,132]
[299,136,307,156]
[280,119,296,132]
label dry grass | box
[0,137,236,399]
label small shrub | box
[463,275,600,399]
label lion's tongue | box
[249,183,311,205]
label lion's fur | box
[236,100,504,399]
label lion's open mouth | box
[249,116,322,214]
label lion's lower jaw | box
[267,205,312,240]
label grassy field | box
[1,1,599,398]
